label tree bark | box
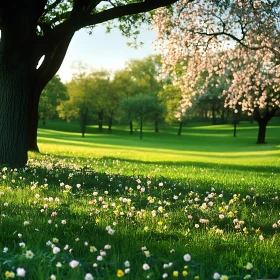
[108,116,113,134]
[129,120,133,134]
[178,121,183,136]
[253,108,277,144]
[140,114,143,139]
[155,119,159,132]
[98,109,103,132]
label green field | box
[0,119,280,279]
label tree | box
[39,75,68,124]
[57,71,92,137]
[0,0,179,167]
[120,94,163,139]
[153,1,280,143]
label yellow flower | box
[158,221,163,226]
[5,271,15,278]
[182,270,188,276]
[90,246,97,252]
[184,265,188,269]
[244,274,251,279]
[144,250,150,257]
[173,271,179,277]
[117,269,124,277]
[220,275,228,280]
[95,218,100,223]
[4,271,10,278]
[194,276,200,280]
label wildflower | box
[16,268,26,277]
[173,271,179,277]
[163,264,169,269]
[104,244,111,250]
[182,270,188,277]
[97,255,103,261]
[61,220,66,224]
[25,250,34,259]
[56,262,62,267]
[52,238,59,243]
[244,275,251,279]
[213,272,220,279]
[124,260,130,267]
[194,276,199,280]
[158,221,163,226]
[220,275,228,280]
[50,275,56,280]
[69,260,79,268]
[93,263,98,267]
[90,246,97,252]
[245,262,253,270]
[143,263,150,270]
[183,254,191,262]
[259,234,264,241]
[144,250,150,257]
[84,273,94,280]
[125,268,130,274]
[162,273,168,279]
[23,221,30,226]
[5,271,15,278]
[3,247,8,253]
[117,270,124,277]
[52,247,60,254]
[18,233,22,238]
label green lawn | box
[0,119,280,279]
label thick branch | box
[53,0,180,38]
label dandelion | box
[183,254,191,262]
[117,269,124,277]
[245,262,253,270]
[143,263,150,270]
[173,271,179,277]
[220,275,228,280]
[182,270,188,276]
[69,260,79,268]
[16,268,26,277]
[25,250,34,259]
[84,273,94,280]
[5,271,15,278]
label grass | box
[0,118,280,279]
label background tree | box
[57,71,92,137]
[39,75,68,125]
[120,93,163,139]
[0,0,179,167]
[153,1,280,143]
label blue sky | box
[57,25,158,82]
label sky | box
[57,25,159,82]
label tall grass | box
[0,119,279,279]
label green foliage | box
[39,75,68,124]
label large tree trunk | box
[27,90,40,152]
[253,108,277,144]
[0,4,40,167]
[0,65,33,167]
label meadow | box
[0,119,280,280]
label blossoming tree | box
[152,0,280,143]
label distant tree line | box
[39,55,275,138]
